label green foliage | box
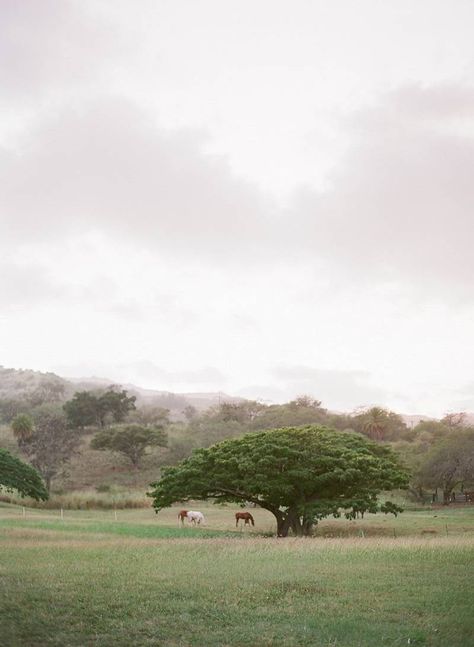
[150,426,409,536]
[63,391,101,428]
[128,405,170,427]
[91,424,167,468]
[64,387,137,429]
[352,407,407,441]
[0,398,31,424]
[11,413,34,442]
[184,397,330,450]
[0,447,48,500]
[97,388,137,425]
[20,407,81,492]
[182,404,197,420]
[418,428,474,502]
[440,412,467,429]
[250,398,328,430]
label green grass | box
[1,504,473,646]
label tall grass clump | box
[0,487,150,510]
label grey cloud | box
[0,261,66,308]
[0,262,144,317]
[0,99,268,261]
[54,360,227,389]
[271,365,387,410]
[3,84,474,295]
[293,84,474,292]
[124,361,226,386]
[0,1,122,101]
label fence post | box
[22,506,26,518]
[60,508,64,521]
[114,510,118,522]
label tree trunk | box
[276,515,288,537]
[302,518,314,536]
[443,487,452,505]
[273,509,309,537]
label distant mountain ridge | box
[0,366,242,413]
[0,365,450,422]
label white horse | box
[186,510,205,525]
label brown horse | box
[178,509,188,524]
[235,511,255,527]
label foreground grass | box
[0,506,473,646]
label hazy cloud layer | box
[294,85,474,291]
[270,365,387,411]
[0,0,122,102]
[56,360,227,391]
[0,261,66,308]
[3,85,474,290]
[0,100,267,261]
[2,2,474,415]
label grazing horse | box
[235,511,255,527]
[178,509,189,524]
[186,510,205,525]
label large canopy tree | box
[149,426,408,536]
[0,448,48,501]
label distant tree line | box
[1,380,474,502]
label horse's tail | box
[249,513,255,526]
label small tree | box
[91,424,167,469]
[0,448,48,500]
[19,408,81,492]
[418,430,474,503]
[63,387,137,429]
[440,412,467,429]
[149,426,408,537]
[63,391,101,429]
[97,388,137,426]
[353,407,407,442]
[182,405,197,421]
[130,406,170,427]
[11,413,34,443]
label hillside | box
[0,366,242,416]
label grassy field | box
[1,503,473,646]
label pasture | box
[0,503,473,646]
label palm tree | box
[362,407,388,441]
[11,413,34,445]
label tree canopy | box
[91,424,167,468]
[19,407,81,492]
[419,429,474,502]
[352,407,407,441]
[11,413,34,443]
[0,448,48,501]
[63,387,136,429]
[149,426,408,536]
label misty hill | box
[0,366,242,416]
[0,366,68,402]
[0,366,448,423]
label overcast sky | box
[1,0,474,416]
